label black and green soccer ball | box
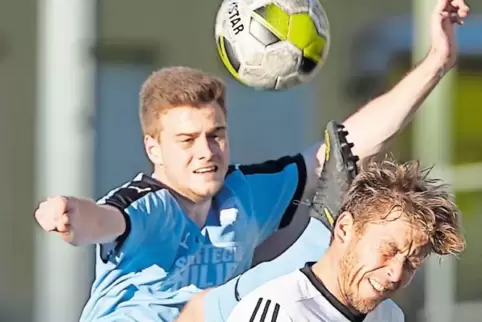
[215,0,330,90]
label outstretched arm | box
[343,53,444,160]
[35,180,168,263]
[303,0,470,193]
[34,196,126,246]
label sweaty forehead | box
[374,215,430,252]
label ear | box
[144,135,163,165]
[332,211,355,245]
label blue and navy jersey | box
[80,154,307,321]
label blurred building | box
[0,0,481,321]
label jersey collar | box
[300,262,367,322]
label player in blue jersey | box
[177,121,360,322]
[36,66,318,321]
[34,0,469,320]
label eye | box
[179,138,194,146]
[404,261,416,270]
[406,258,422,270]
[209,132,226,142]
[380,246,397,258]
[386,246,396,255]
[211,130,226,139]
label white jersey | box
[227,263,404,322]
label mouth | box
[193,165,218,174]
[368,278,389,294]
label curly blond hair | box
[341,157,465,256]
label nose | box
[194,135,215,160]
[387,257,404,284]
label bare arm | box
[35,195,126,246]
[342,55,444,160]
[69,198,126,245]
[302,0,470,196]
[302,54,444,196]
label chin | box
[359,301,379,314]
[351,296,383,314]
[194,182,223,199]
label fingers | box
[436,0,470,24]
[447,0,470,24]
[447,11,464,25]
[56,214,71,233]
[34,205,56,232]
[451,0,470,18]
[34,196,70,233]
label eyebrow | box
[384,239,427,257]
[387,241,399,249]
[175,125,226,137]
[382,241,401,254]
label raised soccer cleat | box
[309,120,359,229]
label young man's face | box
[146,102,229,202]
[335,211,430,313]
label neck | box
[312,247,348,308]
[152,169,212,228]
[180,197,212,228]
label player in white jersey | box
[228,265,403,322]
[175,0,470,320]
[227,157,465,322]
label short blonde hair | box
[139,66,226,138]
[341,157,465,256]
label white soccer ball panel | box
[238,66,277,89]
[241,0,275,10]
[214,0,232,38]
[262,41,301,76]
[309,0,330,38]
[275,72,303,90]
[215,0,252,41]
[273,0,310,14]
[238,45,265,67]
[224,17,267,67]
[215,0,331,90]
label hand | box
[429,0,470,71]
[35,196,79,244]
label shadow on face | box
[333,210,430,313]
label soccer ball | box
[214,0,330,90]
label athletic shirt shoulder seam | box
[98,174,167,263]
[102,174,167,210]
[227,153,304,177]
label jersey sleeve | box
[375,300,405,322]
[96,179,169,264]
[236,154,307,243]
[227,297,293,322]
[390,303,405,322]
